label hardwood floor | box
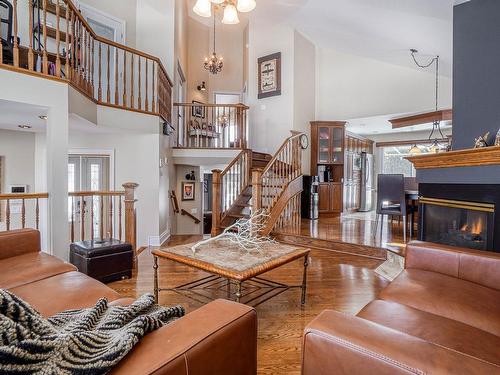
[109,235,389,375]
[278,211,413,256]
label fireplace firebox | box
[419,184,500,253]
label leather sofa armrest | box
[110,299,257,375]
[405,241,500,290]
[0,229,41,260]
[302,310,498,375]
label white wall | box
[68,131,161,247]
[0,130,36,192]
[293,31,315,175]
[248,23,295,154]
[315,48,453,120]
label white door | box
[68,156,110,241]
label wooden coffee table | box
[152,239,310,306]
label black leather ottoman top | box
[70,239,132,258]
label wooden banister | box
[181,209,201,224]
[1,0,172,123]
[0,193,49,231]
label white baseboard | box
[149,230,171,247]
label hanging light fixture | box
[193,0,212,17]
[222,3,240,24]
[193,0,256,25]
[237,0,256,13]
[204,13,224,75]
[410,49,447,153]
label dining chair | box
[374,174,407,242]
[404,177,419,236]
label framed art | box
[181,181,196,201]
[258,52,281,99]
[191,101,205,118]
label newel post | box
[252,169,263,214]
[123,182,139,254]
[211,169,222,237]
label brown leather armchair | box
[302,241,500,374]
[0,229,258,375]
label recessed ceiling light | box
[39,115,48,120]
[18,125,32,129]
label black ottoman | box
[70,239,133,283]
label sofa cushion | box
[358,300,500,367]
[9,271,121,317]
[380,269,500,336]
[0,252,77,289]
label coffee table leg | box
[301,255,309,305]
[153,255,159,303]
[236,281,242,303]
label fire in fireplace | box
[420,197,494,252]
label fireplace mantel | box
[406,146,500,170]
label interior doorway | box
[68,155,111,240]
[214,92,242,147]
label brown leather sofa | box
[0,229,257,375]
[302,241,500,374]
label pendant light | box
[237,0,256,12]
[410,49,447,153]
[193,0,212,18]
[222,3,240,24]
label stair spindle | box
[118,196,123,241]
[109,196,113,238]
[80,196,85,241]
[100,196,104,240]
[138,57,142,110]
[42,0,48,74]
[98,42,102,101]
[71,197,75,242]
[12,0,19,67]
[123,52,127,105]
[145,59,149,111]
[115,48,119,105]
[28,0,34,70]
[55,0,61,77]
[107,44,111,103]
[21,199,25,228]
[65,6,69,78]
[130,55,135,109]
[35,198,40,230]
[5,200,10,231]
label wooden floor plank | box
[109,234,389,374]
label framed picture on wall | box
[182,181,196,201]
[258,52,281,99]
[191,101,206,118]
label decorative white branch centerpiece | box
[191,210,276,253]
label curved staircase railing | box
[0,0,172,122]
[211,149,252,235]
[253,132,304,235]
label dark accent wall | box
[453,0,500,150]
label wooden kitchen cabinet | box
[318,183,343,214]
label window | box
[381,144,432,177]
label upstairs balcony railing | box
[174,102,249,149]
[0,0,172,122]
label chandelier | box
[193,0,256,25]
[204,15,223,75]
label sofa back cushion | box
[405,241,500,291]
[0,229,41,260]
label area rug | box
[0,290,184,375]
[374,251,405,281]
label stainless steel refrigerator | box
[359,152,374,212]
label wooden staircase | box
[212,133,304,236]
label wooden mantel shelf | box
[406,146,500,169]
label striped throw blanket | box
[0,289,184,375]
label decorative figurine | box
[474,132,490,148]
[495,128,500,147]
